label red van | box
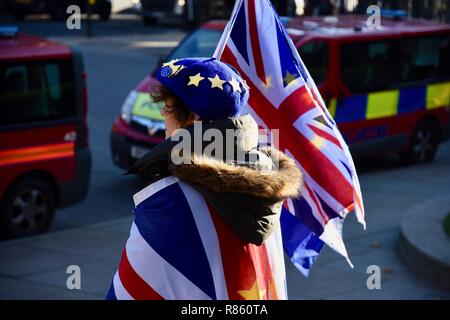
[0,27,91,239]
[110,15,450,170]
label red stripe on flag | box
[304,184,329,224]
[118,248,164,300]
[248,244,278,300]
[354,191,364,218]
[207,203,275,300]
[307,124,343,149]
[248,0,267,84]
[221,45,354,209]
[207,204,257,300]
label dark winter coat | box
[126,114,302,245]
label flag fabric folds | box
[108,0,368,300]
[107,176,288,300]
[213,0,366,274]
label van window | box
[340,34,450,94]
[298,41,329,84]
[167,28,223,60]
[0,60,76,126]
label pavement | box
[0,218,131,299]
[399,195,450,290]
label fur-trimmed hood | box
[170,147,302,201]
[126,114,303,245]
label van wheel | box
[0,178,55,239]
[99,10,111,21]
[51,3,67,21]
[400,120,439,165]
[99,3,112,20]
[143,16,157,25]
[13,12,26,20]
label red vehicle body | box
[110,15,450,170]
[0,29,91,238]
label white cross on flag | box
[214,0,366,273]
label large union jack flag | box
[107,177,288,300]
[214,0,366,272]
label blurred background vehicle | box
[0,26,92,239]
[8,0,112,21]
[135,0,293,27]
[110,14,450,170]
[136,0,233,26]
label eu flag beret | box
[155,57,249,120]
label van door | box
[335,34,450,159]
[297,39,331,96]
[0,56,85,236]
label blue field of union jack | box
[107,177,288,300]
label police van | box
[110,15,450,169]
[0,27,91,238]
[137,0,232,25]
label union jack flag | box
[214,0,366,272]
[107,177,288,300]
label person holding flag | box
[107,57,302,300]
[107,0,366,300]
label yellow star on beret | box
[208,75,226,90]
[172,64,186,76]
[228,78,242,93]
[162,59,185,77]
[187,73,205,87]
[162,59,179,68]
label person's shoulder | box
[133,176,181,208]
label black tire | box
[0,177,55,239]
[51,3,67,21]
[99,11,111,21]
[400,120,439,165]
[13,12,26,20]
[143,16,157,25]
[99,4,111,21]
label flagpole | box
[213,0,243,58]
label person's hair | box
[150,85,197,128]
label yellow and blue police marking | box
[131,93,165,121]
[128,83,450,123]
[328,82,450,122]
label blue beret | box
[155,57,249,120]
